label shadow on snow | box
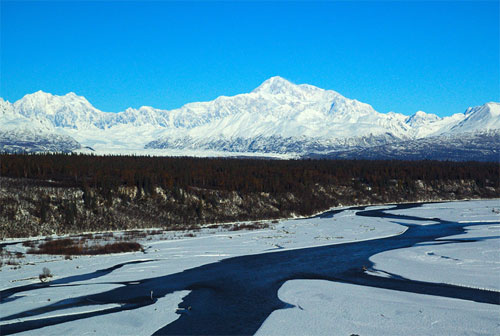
[1,202,499,335]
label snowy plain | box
[1,200,499,335]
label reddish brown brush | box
[28,238,142,255]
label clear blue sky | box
[1,1,498,117]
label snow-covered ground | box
[256,200,500,336]
[1,200,498,335]
[370,201,500,291]
[256,279,499,336]
[71,138,295,158]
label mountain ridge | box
[1,76,499,159]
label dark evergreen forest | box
[1,154,497,193]
[0,154,498,237]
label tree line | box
[1,154,499,237]
[1,153,498,195]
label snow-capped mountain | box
[449,103,500,133]
[406,111,441,128]
[1,77,499,160]
[0,97,81,153]
[0,129,81,153]
[12,91,107,129]
[308,131,500,162]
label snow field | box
[1,200,498,335]
[256,279,499,336]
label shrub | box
[22,241,36,248]
[229,222,270,231]
[29,238,78,255]
[28,238,142,255]
[91,241,142,254]
[39,267,52,282]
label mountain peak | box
[64,92,79,98]
[465,102,500,117]
[483,102,500,116]
[1,83,498,156]
[406,110,441,128]
[23,90,53,99]
[450,102,500,133]
[252,76,297,94]
[18,90,93,106]
[261,75,291,85]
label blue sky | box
[1,1,498,117]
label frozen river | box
[1,200,499,335]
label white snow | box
[256,200,500,335]
[2,77,497,155]
[256,279,499,336]
[1,200,499,335]
[369,201,500,291]
[451,102,500,134]
[7,290,189,336]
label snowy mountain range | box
[1,76,499,160]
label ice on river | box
[371,200,500,291]
[1,199,498,335]
[257,200,500,336]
